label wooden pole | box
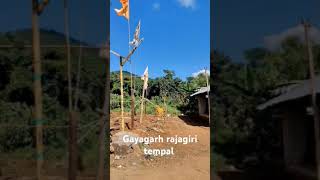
[131,75,135,128]
[68,112,78,180]
[64,0,73,112]
[205,68,210,120]
[127,8,135,129]
[64,0,77,179]
[31,1,49,179]
[73,13,83,110]
[112,44,143,132]
[131,74,135,128]
[97,44,109,180]
[120,62,125,131]
[140,89,145,123]
[164,97,167,121]
[303,20,320,180]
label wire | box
[77,121,99,144]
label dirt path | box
[110,115,210,180]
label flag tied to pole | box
[114,0,129,20]
[141,66,148,90]
[130,20,141,47]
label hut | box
[191,87,210,118]
[258,76,320,178]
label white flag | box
[141,66,148,90]
[130,20,141,47]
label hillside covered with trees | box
[212,36,320,170]
[0,29,106,167]
[0,29,209,166]
[110,69,209,116]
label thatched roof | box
[258,76,320,110]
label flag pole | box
[119,0,131,132]
[140,79,146,123]
[128,0,136,129]
[120,61,125,131]
[303,20,320,180]
[205,67,210,120]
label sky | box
[4,1,317,78]
[213,0,320,62]
[110,0,210,80]
[0,0,108,45]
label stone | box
[110,144,115,153]
[111,131,139,147]
[114,155,121,160]
[111,131,141,155]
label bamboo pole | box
[31,1,48,179]
[205,68,210,120]
[74,27,83,110]
[303,20,320,180]
[120,63,125,131]
[64,0,77,179]
[140,89,145,123]
[131,74,135,128]
[64,0,72,112]
[127,4,135,129]
[113,46,143,132]
[97,44,109,180]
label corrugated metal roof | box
[270,81,302,96]
[190,87,210,97]
[258,75,320,110]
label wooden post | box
[64,0,72,112]
[144,96,147,117]
[97,43,110,180]
[128,18,135,130]
[163,97,167,121]
[111,41,143,131]
[68,111,78,180]
[131,77,135,128]
[31,1,49,179]
[120,62,125,131]
[303,20,320,180]
[64,0,77,179]
[140,89,145,123]
[205,68,210,120]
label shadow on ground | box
[178,115,209,127]
[216,166,317,180]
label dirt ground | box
[110,113,210,180]
[0,113,210,180]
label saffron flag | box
[141,66,148,90]
[130,20,141,47]
[114,0,129,20]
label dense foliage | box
[0,29,209,165]
[0,30,106,166]
[110,69,209,115]
[212,36,320,170]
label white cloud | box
[177,0,196,9]
[152,2,160,11]
[192,69,210,77]
[264,24,320,51]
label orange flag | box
[114,0,130,20]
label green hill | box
[1,29,87,45]
[0,28,107,165]
[111,70,139,77]
[0,28,106,75]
